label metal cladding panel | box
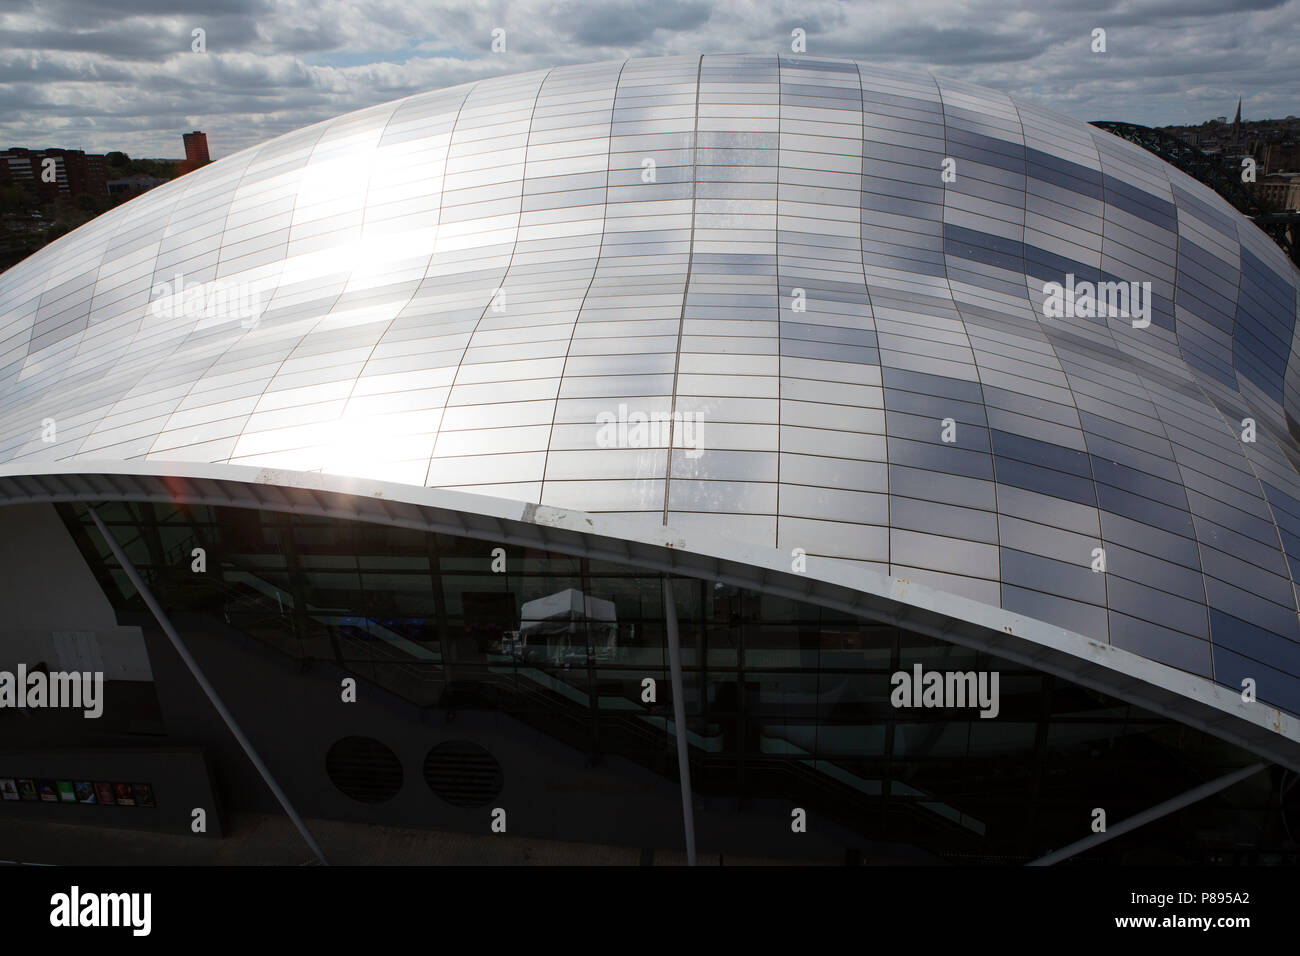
[2,54,1300,718]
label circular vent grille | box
[423,741,503,807]
[326,736,403,803]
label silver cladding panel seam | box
[1,54,1300,713]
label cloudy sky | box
[2,0,1297,159]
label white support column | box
[88,504,329,865]
[662,576,697,866]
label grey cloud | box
[16,0,271,17]
[557,0,713,46]
[1,0,1296,156]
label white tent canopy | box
[520,589,616,631]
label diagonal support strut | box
[1028,761,1268,866]
[88,503,329,865]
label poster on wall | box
[0,776,152,807]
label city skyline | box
[9,110,1300,164]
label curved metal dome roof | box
[3,54,1300,724]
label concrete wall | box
[0,746,223,836]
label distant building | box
[63,150,108,198]
[0,149,38,195]
[1256,173,1300,211]
[0,147,108,200]
[1263,142,1300,174]
[182,131,210,171]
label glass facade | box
[57,501,1300,863]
